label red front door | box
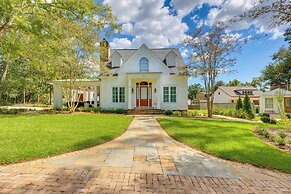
[136,82,152,107]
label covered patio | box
[51,79,101,109]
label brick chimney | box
[100,38,110,63]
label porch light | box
[132,88,134,93]
[154,88,157,93]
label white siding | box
[213,88,231,103]
[260,96,281,114]
[100,76,127,109]
[118,45,171,75]
[159,75,188,110]
[111,52,122,68]
[99,45,188,110]
[165,50,177,67]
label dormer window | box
[139,57,149,72]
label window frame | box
[112,87,125,103]
[139,57,149,72]
[163,86,177,103]
[265,98,273,109]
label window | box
[170,87,176,102]
[265,98,273,109]
[139,57,149,72]
[218,92,220,95]
[163,87,169,102]
[119,87,125,102]
[163,87,176,103]
[286,98,291,106]
[112,87,118,103]
[112,87,125,103]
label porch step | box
[127,108,165,115]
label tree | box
[243,93,255,119]
[250,76,268,91]
[235,0,290,27]
[261,47,291,90]
[214,80,225,91]
[184,23,245,118]
[188,83,204,100]
[0,1,119,109]
[226,79,241,86]
[236,96,243,110]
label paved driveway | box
[0,116,290,193]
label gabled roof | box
[106,46,186,75]
[218,86,262,97]
[262,88,291,97]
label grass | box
[0,113,132,164]
[158,117,291,173]
[188,109,208,115]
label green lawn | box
[158,117,291,173]
[188,109,208,115]
[0,113,132,164]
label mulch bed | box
[254,129,291,153]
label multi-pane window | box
[265,98,273,109]
[112,87,118,103]
[112,87,125,103]
[163,87,176,103]
[119,87,125,103]
[139,57,149,72]
[163,87,169,102]
[170,87,176,102]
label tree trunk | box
[23,88,26,104]
[206,96,212,118]
[1,61,9,83]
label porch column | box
[53,84,62,109]
[157,79,161,109]
[94,86,98,108]
[128,78,132,109]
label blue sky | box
[101,0,288,85]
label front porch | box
[126,72,162,110]
[51,79,101,109]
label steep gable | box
[117,44,172,74]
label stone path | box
[0,116,290,193]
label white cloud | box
[104,0,188,48]
[203,0,288,38]
[110,38,133,49]
[170,0,224,17]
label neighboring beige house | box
[52,40,188,110]
[213,86,262,105]
[260,88,291,114]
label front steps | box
[127,108,165,115]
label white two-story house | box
[52,39,188,110]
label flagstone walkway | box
[0,116,290,193]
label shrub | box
[269,117,277,124]
[165,110,173,115]
[278,130,287,139]
[236,96,243,110]
[269,134,276,142]
[261,116,270,123]
[260,113,270,117]
[255,107,259,114]
[243,93,254,118]
[189,110,198,117]
[255,126,269,138]
[0,109,19,114]
[276,137,285,146]
[115,108,125,114]
[286,114,291,119]
[173,111,182,117]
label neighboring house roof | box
[218,86,262,97]
[106,48,186,75]
[262,88,291,97]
